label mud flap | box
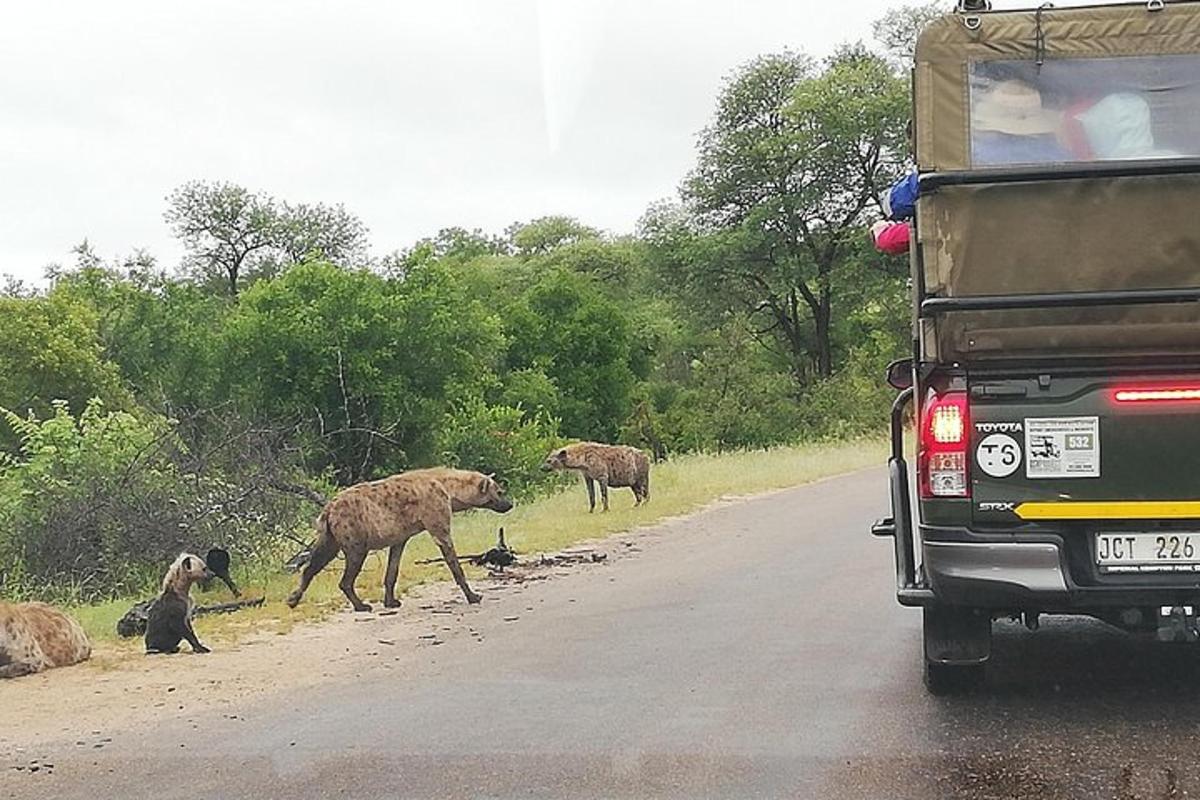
[923,605,992,665]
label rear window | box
[968,56,1200,167]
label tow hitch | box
[1157,605,1200,642]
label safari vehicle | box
[874,0,1200,692]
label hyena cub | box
[145,553,212,654]
[541,442,650,512]
[0,602,91,679]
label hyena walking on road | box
[287,469,513,612]
[541,442,650,512]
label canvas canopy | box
[912,1,1200,362]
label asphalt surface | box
[7,467,1200,799]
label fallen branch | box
[193,597,265,617]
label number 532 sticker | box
[976,433,1021,478]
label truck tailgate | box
[969,374,1200,526]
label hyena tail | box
[287,513,340,608]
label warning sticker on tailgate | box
[1024,417,1100,479]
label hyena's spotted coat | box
[0,602,91,679]
[287,468,513,613]
[541,442,650,512]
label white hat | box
[974,80,1061,136]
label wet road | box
[7,468,1200,799]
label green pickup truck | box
[875,0,1200,693]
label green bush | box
[797,333,900,440]
[436,398,566,500]
[0,400,314,602]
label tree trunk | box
[813,302,832,379]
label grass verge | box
[74,439,885,647]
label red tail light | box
[919,389,971,499]
[1113,385,1200,404]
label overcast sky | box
[0,0,1103,282]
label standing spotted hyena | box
[541,442,650,512]
[0,602,91,679]
[287,468,513,613]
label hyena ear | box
[183,556,194,572]
[479,475,491,494]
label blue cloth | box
[884,172,918,221]
[973,132,1070,166]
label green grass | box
[76,439,885,648]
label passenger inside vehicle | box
[970,55,1200,167]
[970,79,1069,165]
[1068,92,1180,160]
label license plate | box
[1096,533,1200,573]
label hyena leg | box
[0,661,38,679]
[339,546,372,613]
[599,478,610,512]
[183,617,210,654]
[286,535,340,608]
[383,541,408,609]
[431,527,482,605]
[585,476,596,513]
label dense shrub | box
[0,401,314,602]
[436,398,566,500]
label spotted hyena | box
[145,552,212,655]
[0,602,91,679]
[286,469,513,613]
[541,442,650,512]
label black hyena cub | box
[145,553,212,654]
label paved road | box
[8,468,1200,799]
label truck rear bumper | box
[924,539,1068,605]
[921,528,1200,610]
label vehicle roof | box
[916,1,1200,64]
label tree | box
[659,321,801,452]
[51,260,229,411]
[872,2,947,66]
[507,216,600,257]
[223,260,504,481]
[165,181,278,297]
[502,270,637,442]
[0,292,131,438]
[164,181,370,296]
[679,48,908,379]
[383,226,510,278]
[273,201,369,268]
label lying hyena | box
[541,442,650,512]
[0,602,91,679]
[287,469,513,612]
